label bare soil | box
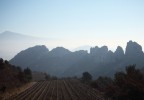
[8,80,104,100]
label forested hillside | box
[0,58,32,90]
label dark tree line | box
[44,73,58,80]
[0,58,32,92]
[17,67,32,82]
[86,65,144,100]
[81,72,92,84]
[105,65,144,100]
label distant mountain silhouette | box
[114,46,124,61]
[48,47,71,57]
[10,40,144,78]
[0,31,33,40]
[125,41,144,67]
[73,45,91,52]
[10,45,49,67]
[0,31,54,60]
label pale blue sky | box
[0,0,144,50]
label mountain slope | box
[10,45,49,67]
[10,40,144,78]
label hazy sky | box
[0,0,144,50]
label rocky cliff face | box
[125,40,143,57]
[90,46,108,63]
[9,41,144,77]
[114,46,124,61]
[103,50,116,63]
[125,41,144,66]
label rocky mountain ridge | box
[10,40,144,78]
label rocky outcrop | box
[9,41,144,77]
[125,40,143,57]
[90,46,108,63]
[114,46,124,61]
[125,40,144,66]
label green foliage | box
[105,65,144,100]
[81,72,92,83]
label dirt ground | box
[8,80,104,100]
[0,82,36,100]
